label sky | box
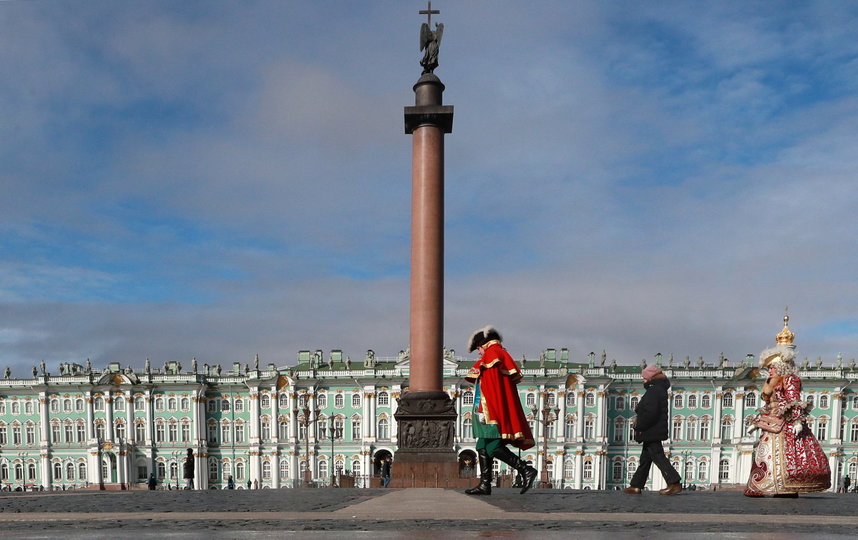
[2,0,858,375]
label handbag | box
[752,413,785,433]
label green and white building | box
[1,348,856,491]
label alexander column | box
[392,3,461,487]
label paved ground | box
[0,487,857,539]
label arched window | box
[280,459,289,479]
[547,392,557,407]
[335,394,345,408]
[816,418,828,441]
[722,392,733,408]
[116,421,126,441]
[260,394,271,409]
[583,417,595,439]
[262,460,271,479]
[566,392,576,407]
[30,462,38,480]
[221,422,231,444]
[136,422,146,442]
[701,394,711,409]
[851,420,858,443]
[279,394,289,409]
[583,459,593,480]
[53,462,62,480]
[94,397,105,411]
[377,417,390,440]
[612,460,623,481]
[463,391,474,406]
[614,417,625,442]
[719,459,730,481]
[616,396,626,411]
[585,393,596,407]
[221,399,230,412]
[352,393,361,408]
[75,398,84,412]
[684,460,694,485]
[135,397,145,411]
[672,418,683,440]
[744,392,756,408]
[525,393,536,408]
[315,394,326,409]
[209,458,218,480]
[234,398,244,412]
[181,421,191,442]
[687,394,697,409]
[157,461,166,480]
[700,418,711,441]
[50,399,59,413]
[720,417,733,440]
[95,422,105,441]
[630,397,640,410]
[686,417,697,441]
[155,397,165,411]
[377,392,389,407]
[181,397,190,410]
[819,395,830,409]
[351,416,362,440]
[564,460,575,484]
[155,421,165,443]
[806,394,815,409]
[318,460,328,480]
[236,461,245,480]
[279,419,289,439]
[564,417,576,439]
[66,462,74,480]
[697,460,707,481]
[463,416,473,440]
[673,394,683,409]
[115,397,125,411]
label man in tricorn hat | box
[464,326,537,495]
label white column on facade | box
[271,385,279,444]
[596,386,607,441]
[38,392,51,489]
[85,391,95,441]
[733,390,746,440]
[557,386,567,443]
[145,390,153,445]
[289,391,297,440]
[829,454,839,492]
[125,390,134,443]
[574,451,583,489]
[193,391,205,443]
[832,391,844,445]
[576,389,585,441]
[391,385,400,444]
[249,389,260,442]
[105,393,114,442]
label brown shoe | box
[623,486,642,494]
[659,483,682,495]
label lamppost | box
[531,404,559,489]
[328,415,343,487]
[680,450,691,489]
[293,403,321,487]
[171,449,182,490]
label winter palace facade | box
[2,348,857,492]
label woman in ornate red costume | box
[745,316,831,497]
[463,326,537,496]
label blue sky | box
[3,1,858,374]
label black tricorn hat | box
[467,326,503,352]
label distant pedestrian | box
[147,473,157,491]
[844,475,851,494]
[624,365,682,495]
[227,475,235,490]
[381,457,392,488]
[183,448,195,490]
[253,479,258,489]
[247,479,251,490]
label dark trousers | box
[629,440,681,489]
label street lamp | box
[293,403,321,487]
[328,415,344,487]
[531,404,559,489]
[171,449,182,490]
[680,450,692,489]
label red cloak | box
[465,342,535,450]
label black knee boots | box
[493,446,538,494]
[465,449,493,495]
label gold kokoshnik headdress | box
[759,314,796,368]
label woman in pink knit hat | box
[623,364,682,495]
